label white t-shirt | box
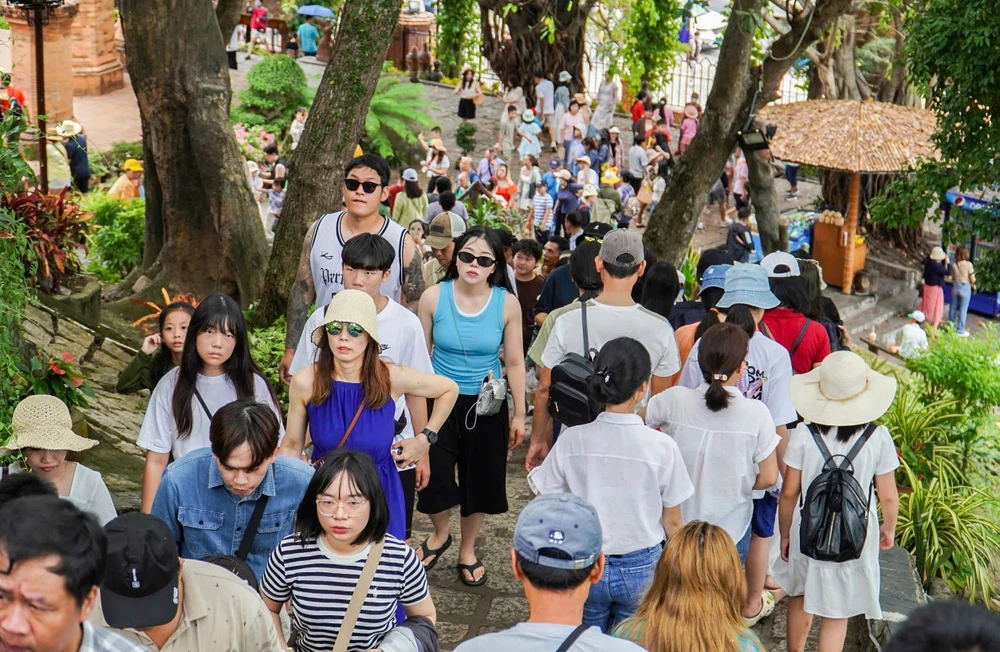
[136,367,284,459]
[898,323,928,359]
[540,300,680,378]
[645,385,780,543]
[529,412,694,554]
[289,298,433,458]
[679,330,797,427]
[535,79,555,115]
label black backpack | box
[799,423,878,562]
[548,300,598,427]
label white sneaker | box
[959,331,971,337]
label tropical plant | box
[233,124,277,163]
[131,289,201,334]
[895,459,1000,602]
[106,141,144,170]
[248,315,289,412]
[879,385,964,486]
[1,189,91,292]
[18,352,95,409]
[0,209,34,443]
[231,54,308,136]
[434,0,480,78]
[678,245,700,300]
[592,0,684,94]
[363,74,435,166]
[467,197,525,235]
[455,121,477,156]
[0,111,33,192]
[82,192,146,282]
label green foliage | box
[233,124,277,163]
[679,245,700,300]
[0,111,34,192]
[107,141,143,169]
[2,191,91,292]
[597,0,684,93]
[972,247,1000,294]
[466,197,524,235]
[280,0,340,30]
[434,0,481,78]
[455,122,477,156]
[896,459,1000,601]
[18,352,95,409]
[81,192,146,281]
[906,326,1000,412]
[248,316,289,412]
[231,55,308,137]
[364,75,435,166]
[0,16,10,30]
[879,384,964,486]
[0,209,33,444]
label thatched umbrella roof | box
[758,99,938,173]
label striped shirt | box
[533,192,554,233]
[261,534,428,652]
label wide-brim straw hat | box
[0,395,98,456]
[790,351,897,426]
[57,120,83,138]
[311,289,380,347]
[45,131,64,142]
[930,246,947,261]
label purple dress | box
[307,381,404,541]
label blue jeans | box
[950,282,972,333]
[735,527,752,564]
[583,544,662,633]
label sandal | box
[417,535,452,572]
[457,559,487,587]
[744,590,775,627]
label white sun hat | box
[790,351,897,426]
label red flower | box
[61,352,74,362]
[49,362,66,375]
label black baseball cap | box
[580,222,613,245]
[101,513,181,629]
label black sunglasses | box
[324,321,365,337]
[344,179,381,194]
[457,251,496,267]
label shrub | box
[18,352,95,409]
[364,74,435,167]
[249,316,289,413]
[233,124,276,163]
[1,190,91,292]
[231,55,308,137]
[0,209,33,443]
[107,141,143,170]
[82,192,145,282]
[455,121,477,156]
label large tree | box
[118,0,268,306]
[249,0,403,327]
[644,0,854,262]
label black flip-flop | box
[418,535,452,571]
[457,559,487,587]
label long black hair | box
[443,226,515,292]
[699,323,749,412]
[769,276,811,315]
[570,241,602,301]
[151,301,195,387]
[295,450,389,547]
[172,294,276,440]
[641,260,679,320]
[586,337,651,409]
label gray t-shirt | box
[628,145,648,179]
[454,623,644,652]
[425,200,469,222]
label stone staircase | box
[828,274,920,348]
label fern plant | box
[364,75,435,167]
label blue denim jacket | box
[151,448,314,579]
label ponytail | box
[693,287,726,342]
[586,337,651,409]
[698,323,750,412]
[694,308,723,342]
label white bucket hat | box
[0,395,98,456]
[311,289,380,347]
[790,351,897,426]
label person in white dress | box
[773,351,900,652]
[591,72,619,132]
[0,395,117,525]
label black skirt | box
[458,98,477,119]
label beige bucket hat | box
[0,395,98,455]
[311,289,380,347]
[929,246,947,261]
[790,351,897,426]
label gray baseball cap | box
[514,494,602,570]
[599,229,643,268]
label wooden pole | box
[841,171,860,294]
[34,3,48,194]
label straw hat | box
[790,351,897,426]
[582,183,598,198]
[600,169,620,185]
[0,395,98,456]
[929,246,946,261]
[683,104,699,120]
[56,120,83,138]
[573,93,588,105]
[311,289,380,347]
[555,169,572,181]
[44,131,64,142]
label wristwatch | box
[420,428,438,444]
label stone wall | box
[2,3,79,122]
[71,0,125,95]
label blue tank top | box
[432,281,506,395]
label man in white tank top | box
[279,154,423,383]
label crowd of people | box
[0,151,967,652]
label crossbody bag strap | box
[580,299,591,359]
[192,387,213,420]
[332,538,386,652]
[555,624,589,652]
[335,402,366,451]
[790,318,813,355]
[236,494,269,561]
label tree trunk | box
[249,0,401,327]
[121,0,268,307]
[216,0,243,49]
[478,0,595,105]
[747,154,783,254]
[646,0,854,264]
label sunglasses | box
[457,251,496,267]
[325,321,365,337]
[344,179,381,194]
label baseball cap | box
[514,494,602,570]
[549,159,561,169]
[695,247,734,282]
[761,251,801,278]
[100,513,180,629]
[580,222,613,245]
[698,264,733,296]
[908,310,926,323]
[425,211,466,249]
[402,168,418,182]
[599,229,643,268]
[122,158,143,173]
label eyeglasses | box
[344,179,381,194]
[316,498,369,516]
[457,251,496,267]
[325,321,365,337]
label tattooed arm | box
[401,234,425,309]
[279,221,319,384]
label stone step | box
[846,290,920,339]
